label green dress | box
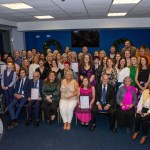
[42,80,60,101]
[130,66,136,86]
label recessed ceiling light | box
[113,0,141,4]
[108,12,127,16]
[0,3,33,9]
[34,16,54,19]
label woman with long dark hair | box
[75,77,95,126]
[135,56,150,95]
[79,54,96,86]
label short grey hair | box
[123,76,132,84]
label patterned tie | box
[102,85,106,104]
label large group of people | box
[0,40,150,145]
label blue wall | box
[25,29,150,55]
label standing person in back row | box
[1,61,17,106]
[121,40,136,57]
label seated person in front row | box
[25,71,43,128]
[132,84,150,145]
[42,71,60,123]
[116,77,137,132]
[89,74,117,134]
[7,69,30,129]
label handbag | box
[141,107,149,113]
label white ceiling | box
[0,0,150,22]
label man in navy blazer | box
[7,68,30,129]
[89,74,117,133]
[25,71,43,127]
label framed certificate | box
[80,96,90,109]
[31,88,39,100]
[71,62,78,73]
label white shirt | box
[137,93,150,113]
[117,67,130,82]
[33,80,39,88]
[110,54,115,59]
[29,64,39,79]
[58,62,64,70]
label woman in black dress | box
[135,56,150,96]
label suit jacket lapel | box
[106,84,110,102]
[99,84,102,100]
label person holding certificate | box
[25,71,43,128]
[75,77,95,126]
[59,70,79,130]
[42,71,60,124]
[89,74,117,133]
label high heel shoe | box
[132,132,139,140]
[139,136,147,145]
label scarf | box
[122,85,137,110]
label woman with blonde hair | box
[21,58,30,77]
[99,50,106,65]
[56,53,63,70]
[70,51,77,63]
[59,70,79,130]
[130,56,138,86]
[29,56,39,79]
[132,84,150,144]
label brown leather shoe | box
[139,136,147,145]
[132,132,139,140]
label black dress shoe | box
[25,119,32,126]
[89,125,96,132]
[34,121,39,128]
[111,128,118,134]
[7,120,18,129]
[7,121,14,129]
[49,118,55,124]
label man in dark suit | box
[25,71,43,128]
[7,68,30,129]
[89,74,117,133]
